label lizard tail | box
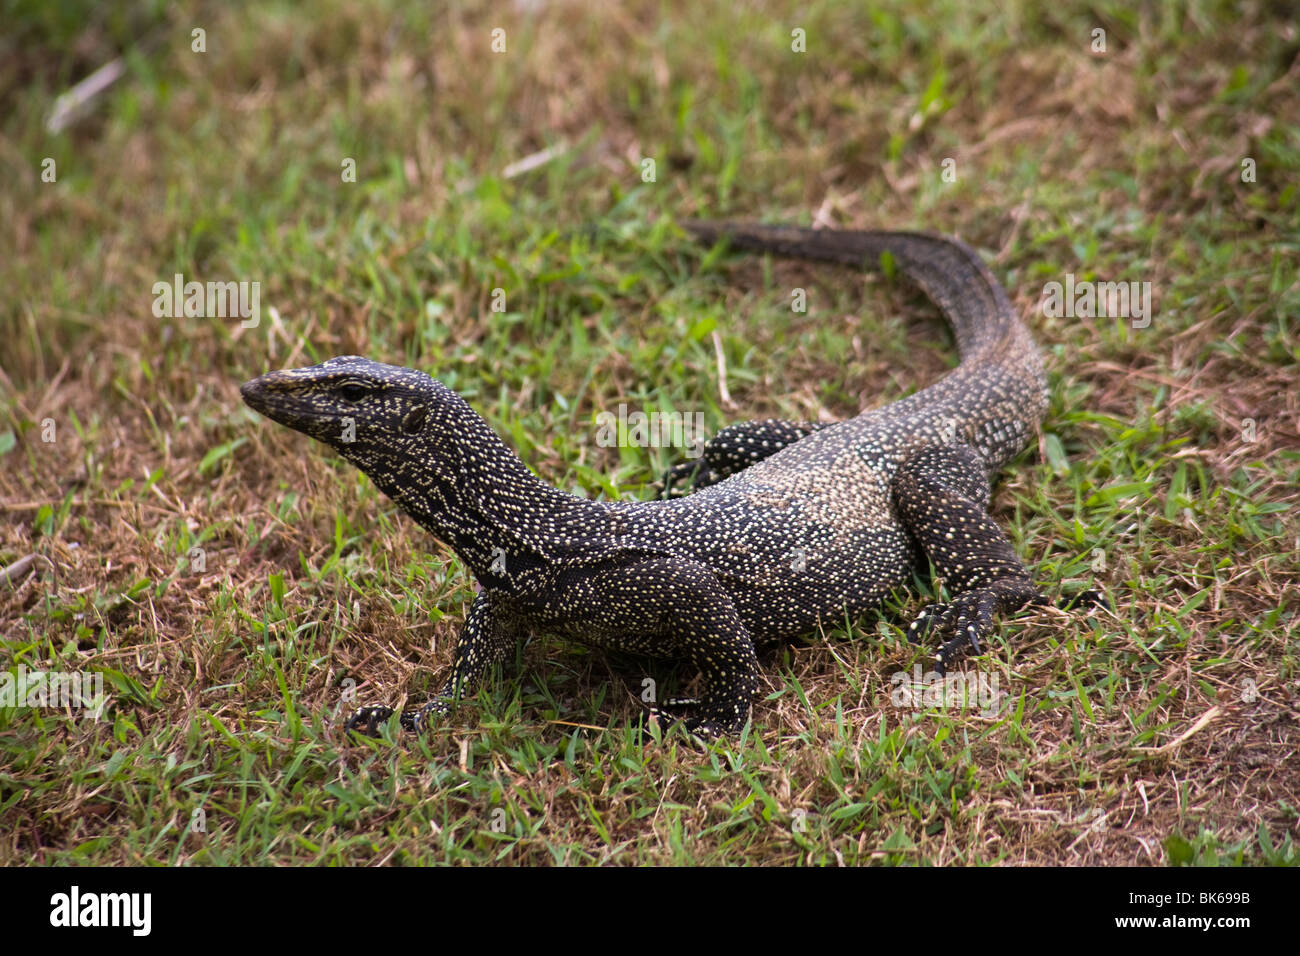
[681,219,1037,369]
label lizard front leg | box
[345,587,516,736]
[557,555,760,738]
[661,419,833,496]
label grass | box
[1,0,1297,865]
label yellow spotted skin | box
[240,221,1099,740]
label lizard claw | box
[906,603,945,644]
[909,589,1003,675]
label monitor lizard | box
[239,220,1103,740]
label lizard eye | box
[339,383,368,402]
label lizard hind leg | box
[893,443,1047,675]
[660,419,833,497]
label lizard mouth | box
[239,374,280,418]
[238,377,265,409]
[239,371,311,429]
[239,368,373,449]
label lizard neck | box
[367,394,603,582]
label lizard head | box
[240,356,456,479]
[240,355,574,557]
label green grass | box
[1,0,1297,865]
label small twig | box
[545,718,607,732]
[1132,706,1223,755]
[502,140,570,179]
[711,329,737,410]
[1,553,37,585]
[47,59,127,134]
[4,498,176,515]
[0,552,54,589]
[1067,809,1109,852]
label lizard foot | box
[908,584,1044,676]
[407,696,452,731]
[683,709,748,743]
[683,717,726,742]
[659,460,707,499]
[640,694,701,733]
[642,702,742,745]
[344,705,395,737]
[345,697,451,736]
[659,696,703,709]
[1061,589,1110,612]
[908,586,1108,675]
